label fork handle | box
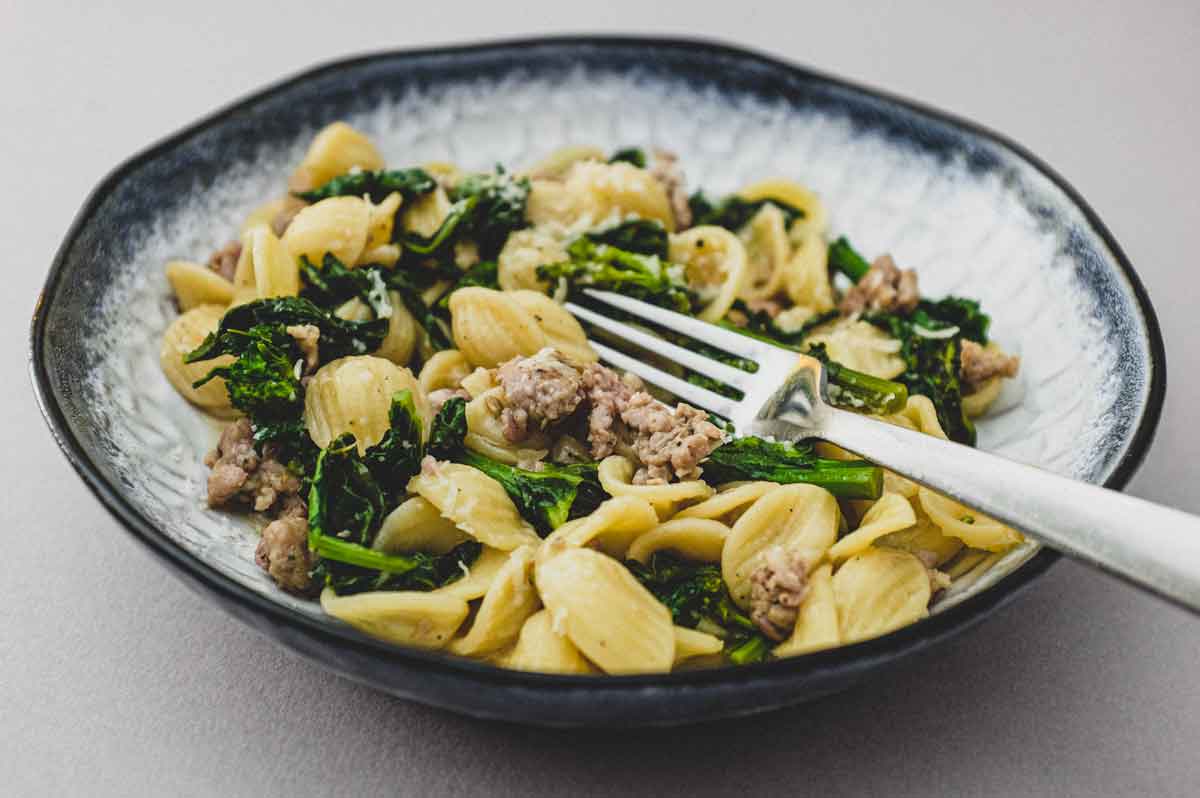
[821,408,1200,613]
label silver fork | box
[567,289,1200,614]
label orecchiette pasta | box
[625,517,729,564]
[167,129,1027,675]
[165,261,234,310]
[535,546,675,674]
[282,196,371,267]
[304,356,426,453]
[289,121,385,192]
[668,225,748,322]
[159,304,238,418]
[917,488,1023,551]
[374,496,468,555]
[722,484,839,609]
[408,462,540,551]
[449,546,540,656]
[501,609,596,675]
[449,287,546,368]
[497,228,567,292]
[417,349,473,394]
[774,562,840,658]
[319,588,468,649]
[827,493,918,562]
[833,548,932,644]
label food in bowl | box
[158,121,1023,674]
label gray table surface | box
[6,1,1199,795]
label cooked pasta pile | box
[159,122,1023,674]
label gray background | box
[5,0,1199,795]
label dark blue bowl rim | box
[28,35,1166,693]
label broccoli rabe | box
[186,296,388,365]
[608,147,647,168]
[687,191,806,231]
[447,167,531,258]
[627,552,771,665]
[580,219,669,259]
[428,398,606,535]
[828,236,873,283]
[306,399,479,596]
[702,436,883,500]
[190,324,303,421]
[538,238,695,313]
[295,168,437,204]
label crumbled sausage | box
[749,546,809,641]
[839,254,919,316]
[960,339,1020,391]
[204,419,302,513]
[255,515,315,595]
[620,394,724,484]
[581,362,636,459]
[207,240,242,282]
[650,149,692,230]
[497,348,584,443]
[286,324,320,374]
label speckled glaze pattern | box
[30,38,1164,726]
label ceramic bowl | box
[29,37,1165,726]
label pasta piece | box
[625,518,729,564]
[501,609,596,674]
[805,318,905,380]
[497,228,567,292]
[534,546,675,674]
[784,230,836,312]
[963,376,1004,418]
[319,588,467,649]
[883,395,949,439]
[526,161,675,232]
[827,493,918,562]
[408,462,540,551]
[674,481,778,523]
[464,386,550,466]
[668,225,747,322]
[737,204,790,301]
[418,349,473,394]
[449,546,541,657]
[304,356,427,453]
[508,290,597,363]
[432,546,511,600]
[942,548,991,580]
[876,505,964,568]
[165,260,234,310]
[737,179,828,241]
[918,488,1023,552]
[774,562,840,657]
[833,548,931,644]
[289,121,385,192]
[555,496,660,559]
[524,145,606,180]
[598,456,714,518]
[282,196,371,267]
[449,287,546,368]
[673,626,724,666]
[374,496,468,555]
[459,366,496,398]
[401,186,452,238]
[159,304,238,418]
[376,292,418,365]
[246,225,301,300]
[722,483,839,609]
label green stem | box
[309,535,422,575]
[829,237,872,282]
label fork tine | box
[587,341,742,420]
[566,302,753,390]
[578,289,773,361]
